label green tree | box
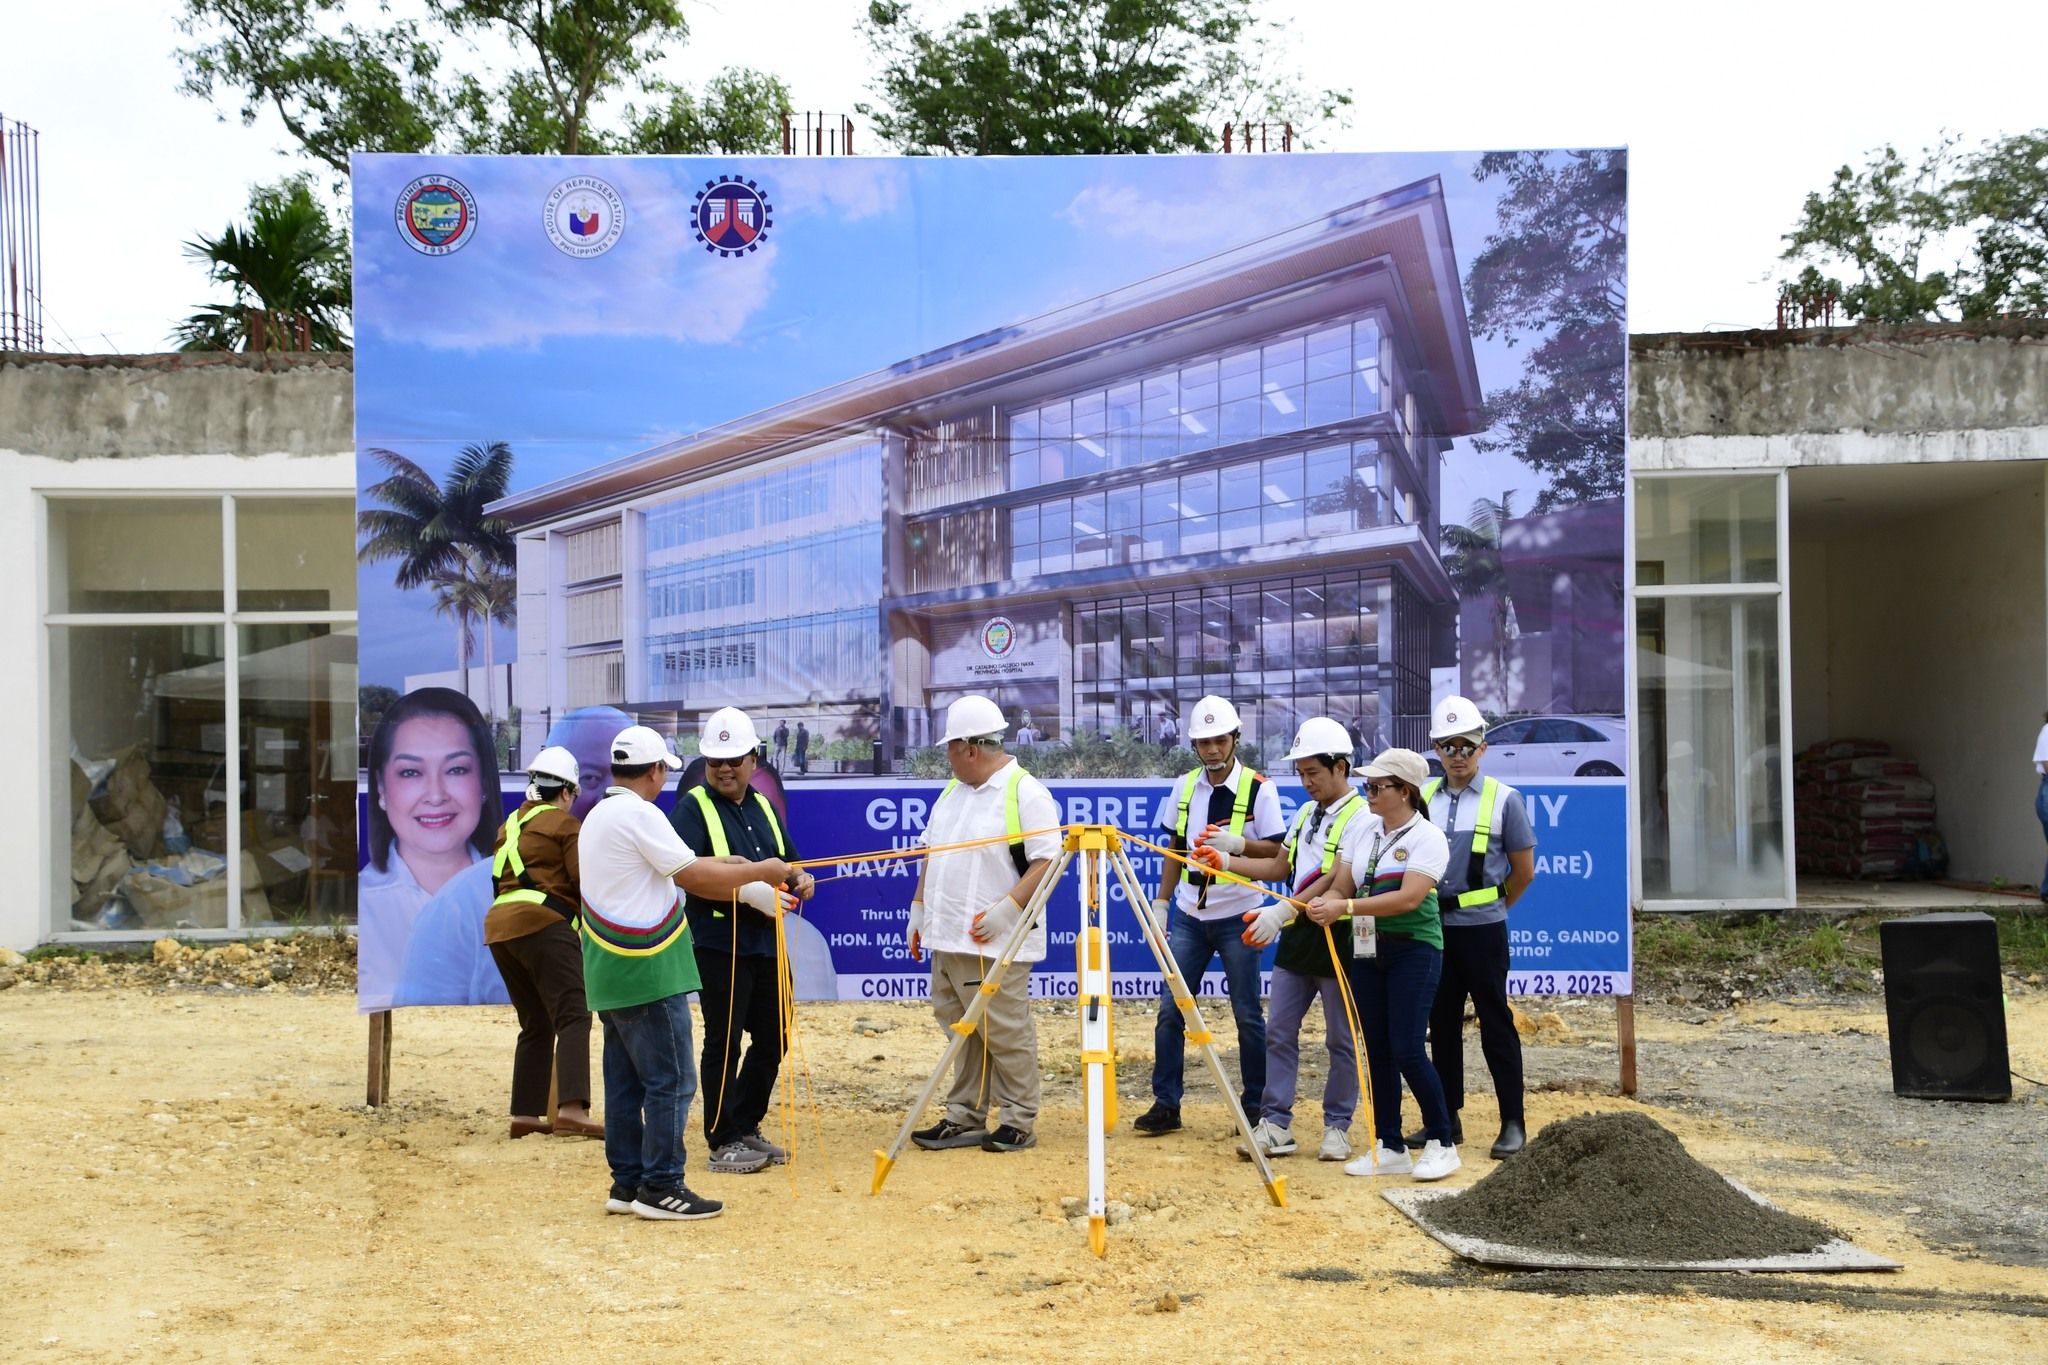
[358,683,400,725]
[1779,130,2048,322]
[858,0,1346,155]
[174,175,350,351]
[178,0,789,175]
[357,442,517,683]
[1464,150,1627,513]
[429,549,518,723]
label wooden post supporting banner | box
[367,1010,393,1107]
[1616,995,1637,1096]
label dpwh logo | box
[979,617,1017,661]
[396,175,478,256]
[545,175,625,258]
[693,175,773,257]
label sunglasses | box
[1362,780,1405,796]
[704,754,749,769]
[1433,741,1480,758]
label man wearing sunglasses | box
[671,706,816,1176]
[1418,696,1537,1159]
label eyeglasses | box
[1434,741,1480,758]
[704,754,748,769]
[1363,780,1404,796]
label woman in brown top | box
[486,746,601,1139]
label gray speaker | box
[1879,912,2010,1102]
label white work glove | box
[736,881,790,917]
[970,894,1024,945]
[1195,822,1247,856]
[1239,902,1293,948]
[906,898,926,946]
[1151,896,1172,920]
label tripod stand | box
[871,826,1287,1257]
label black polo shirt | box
[669,785,798,959]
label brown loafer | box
[509,1117,554,1139]
[551,1114,604,1138]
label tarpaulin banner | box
[353,150,1629,1011]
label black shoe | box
[604,1183,637,1215]
[981,1123,1037,1152]
[1490,1120,1526,1160]
[1406,1119,1464,1149]
[1132,1102,1182,1136]
[911,1118,989,1150]
[631,1184,723,1221]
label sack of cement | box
[89,744,169,861]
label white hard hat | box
[939,694,1007,745]
[1430,695,1487,742]
[526,745,581,788]
[1186,695,1241,740]
[1283,716,1355,762]
[611,725,683,770]
[700,706,760,760]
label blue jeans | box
[2037,775,2048,897]
[1151,910,1266,1112]
[601,993,698,1194]
[1345,936,1453,1153]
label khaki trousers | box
[930,949,1040,1133]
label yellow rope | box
[707,887,741,1139]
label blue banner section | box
[790,777,1629,999]
[355,775,1627,1007]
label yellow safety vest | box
[1422,775,1505,909]
[1283,790,1366,887]
[490,805,575,916]
[688,785,788,918]
[940,764,1029,876]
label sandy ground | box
[2,982,2045,1363]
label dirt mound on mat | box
[1431,1111,1840,1261]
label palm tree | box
[1442,490,1520,680]
[173,178,350,352]
[358,443,517,686]
[429,551,518,727]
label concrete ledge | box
[0,352,354,461]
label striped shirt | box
[577,788,702,1011]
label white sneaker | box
[1412,1139,1462,1182]
[1343,1142,1412,1177]
[1318,1127,1351,1162]
[1236,1118,1296,1159]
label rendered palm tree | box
[173,179,350,352]
[357,443,517,689]
[1442,490,1520,683]
[430,551,518,728]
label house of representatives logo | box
[395,175,478,256]
[544,175,625,258]
[692,175,773,257]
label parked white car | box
[1480,714,1627,779]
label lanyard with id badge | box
[1355,818,1418,959]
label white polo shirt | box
[1160,760,1286,920]
[918,757,1061,962]
[578,787,698,928]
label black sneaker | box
[1132,1102,1181,1136]
[981,1124,1037,1152]
[631,1185,724,1221]
[1405,1119,1464,1149]
[604,1183,637,1215]
[911,1119,989,1150]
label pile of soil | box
[1431,1111,1841,1261]
[0,935,358,994]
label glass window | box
[1637,594,1784,899]
[1306,375,1350,429]
[1262,382,1307,435]
[1069,434,1108,480]
[1219,396,1261,443]
[1071,492,1108,569]
[238,498,356,612]
[1307,325,1349,379]
[238,624,357,926]
[51,499,224,613]
[1179,469,1218,520]
[1106,383,1142,467]
[1635,475,1778,585]
[1219,348,1260,401]
[1010,450,1039,490]
[1262,336,1305,390]
[1141,374,1178,423]
[1010,505,1039,549]
[1221,464,1260,512]
[58,624,228,929]
[1178,360,1217,412]
[1222,508,1260,551]
[1071,391,1106,440]
[1106,485,1140,531]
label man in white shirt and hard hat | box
[1131,695,1286,1137]
[1414,695,1538,1159]
[579,725,793,1222]
[903,695,1062,1153]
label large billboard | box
[353,149,1629,1011]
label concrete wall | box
[0,354,354,950]
[1632,322,2048,470]
[1806,472,2048,885]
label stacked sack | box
[1793,738,1945,880]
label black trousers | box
[487,919,592,1115]
[695,947,787,1148]
[1427,918,1525,1123]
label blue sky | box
[355,150,1615,687]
